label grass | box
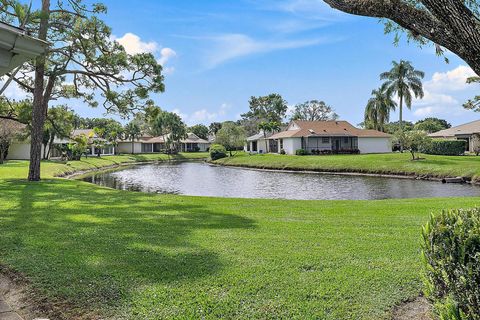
[214,152,480,182]
[0,152,208,179]
[0,155,479,319]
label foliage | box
[215,122,246,156]
[151,111,187,152]
[93,119,123,150]
[258,121,281,153]
[208,122,222,136]
[290,100,338,121]
[394,130,432,160]
[0,119,25,164]
[422,208,480,320]
[189,124,209,140]
[42,106,75,159]
[243,94,288,123]
[414,118,451,133]
[67,134,89,161]
[364,87,396,132]
[384,121,414,134]
[295,149,309,156]
[422,140,466,156]
[472,133,480,156]
[209,144,227,160]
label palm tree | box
[380,60,424,150]
[364,87,396,132]
[258,121,271,153]
[124,121,141,154]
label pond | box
[80,162,480,200]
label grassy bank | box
[213,152,480,182]
[0,152,208,179]
[0,158,479,319]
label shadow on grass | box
[0,179,255,314]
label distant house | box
[245,130,277,154]
[117,132,210,154]
[428,119,480,152]
[255,120,392,155]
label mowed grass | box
[0,158,479,319]
[214,152,480,182]
[0,152,208,179]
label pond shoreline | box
[210,161,476,185]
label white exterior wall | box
[358,137,391,154]
[117,142,142,154]
[6,142,45,160]
[247,138,269,154]
[282,138,302,155]
[197,143,210,152]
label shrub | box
[423,139,466,156]
[295,149,309,156]
[471,133,480,156]
[422,208,480,320]
[209,144,227,160]
[280,149,286,155]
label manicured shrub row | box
[295,149,360,156]
[209,144,227,160]
[422,139,466,156]
[422,208,480,320]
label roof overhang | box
[0,22,48,76]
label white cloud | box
[411,65,478,119]
[171,103,232,125]
[113,33,177,74]
[426,65,477,92]
[113,33,158,55]
[203,33,332,68]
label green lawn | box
[214,152,480,182]
[0,156,479,319]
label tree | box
[381,60,424,150]
[414,117,451,133]
[151,111,187,152]
[364,88,396,132]
[384,121,414,134]
[257,121,281,153]
[42,106,75,159]
[322,1,480,75]
[208,122,222,136]
[241,94,288,135]
[189,124,209,140]
[215,122,246,156]
[472,133,480,156]
[0,119,26,164]
[1,1,165,180]
[124,121,142,154]
[290,100,338,121]
[395,130,432,160]
[93,119,124,154]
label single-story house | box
[117,132,210,154]
[244,131,278,154]
[6,128,115,160]
[251,120,391,155]
[428,119,480,152]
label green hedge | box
[422,208,480,320]
[422,139,466,156]
[422,139,467,156]
[295,149,309,156]
[209,144,227,160]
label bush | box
[423,139,466,156]
[422,208,480,320]
[209,144,227,160]
[295,149,309,156]
[280,149,286,155]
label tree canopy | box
[290,100,338,121]
[414,117,451,133]
[189,124,209,140]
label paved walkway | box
[0,298,23,320]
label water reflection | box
[82,162,480,200]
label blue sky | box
[7,0,480,126]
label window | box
[322,137,329,143]
[142,143,153,153]
[344,137,349,144]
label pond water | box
[80,162,480,200]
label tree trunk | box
[131,140,134,154]
[399,94,404,153]
[27,0,50,181]
[0,150,4,164]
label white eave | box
[0,22,48,76]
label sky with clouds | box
[4,0,480,126]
